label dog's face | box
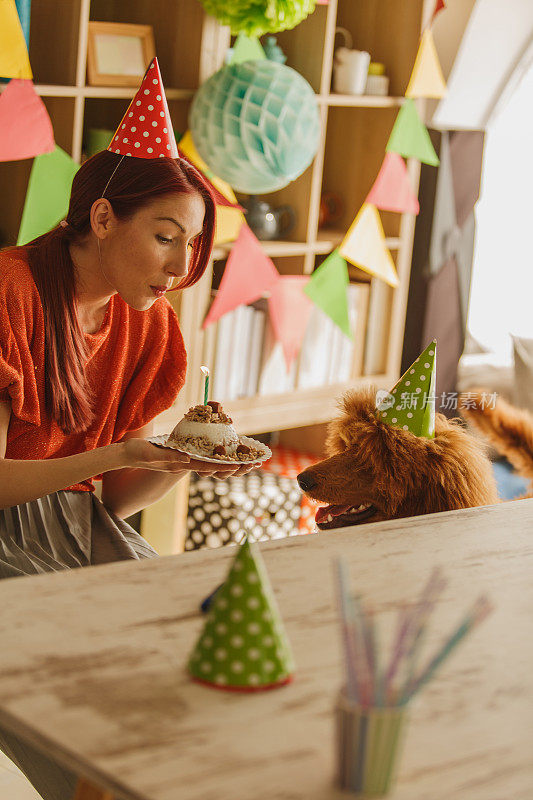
[297,388,498,530]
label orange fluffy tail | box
[460,391,533,486]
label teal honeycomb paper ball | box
[190,60,320,194]
[199,0,316,38]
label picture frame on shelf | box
[87,22,156,87]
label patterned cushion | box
[185,446,322,550]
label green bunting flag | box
[377,340,437,438]
[17,145,79,245]
[188,537,295,691]
[304,249,351,339]
[229,33,267,64]
[386,99,439,166]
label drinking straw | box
[378,605,407,705]
[359,601,378,704]
[335,559,359,702]
[349,593,373,708]
[397,570,448,703]
[401,595,493,703]
[384,567,444,703]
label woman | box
[0,129,258,800]
[0,148,255,577]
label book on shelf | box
[212,310,233,400]
[297,306,337,389]
[364,278,389,376]
[246,307,266,397]
[206,282,370,402]
[226,304,255,400]
[329,283,370,385]
[298,282,370,389]
[257,316,297,396]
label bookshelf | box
[0,0,433,550]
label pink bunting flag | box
[431,0,446,23]
[268,276,314,369]
[366,152,420,215]
[203,224,280,327]
[0,79,54,161]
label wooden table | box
[0,500,531,800]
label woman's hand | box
[121,438,260,479]
[193,461,258,479]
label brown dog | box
[460,391,533,497]
[297,388,499,530]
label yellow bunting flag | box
[213,205,246,245]
[0,0,32,79]
[405,29,447,99]
[339,204,399,287]
[179,129,238,204]
[179,129,245,244]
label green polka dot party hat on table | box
[188,537,295,691]
[376,340,437,438]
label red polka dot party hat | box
[188,537,295,692]
[108,57,179,159]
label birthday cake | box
[167,401,264,462]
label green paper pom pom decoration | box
[190,60,320,194]
[199,0,316,37]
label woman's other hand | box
[122,439,260,478]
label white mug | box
[332,27,370,95]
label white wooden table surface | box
[0,500,531,800]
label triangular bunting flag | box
[339,204,400,287]
[0,80,54,161]
[108,57,178,159]
[188,538,295,691]
[229,34,267,65]
[386,99,439,166]
[17,145,79,245]
[179,130,243,210]
[366,152,420,215]
[213,208,246,246]
[431,0,446,24]
[15,0,31,47]
[406,29,447,99]
[376,340,437,438]
[203,225,280,327]
[214,208,246,246]
[268,276,314,369]
[0,0,32,79]
[179,130,245,245]
[304,250,351,338]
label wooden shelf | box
[212,231,401,261]
[316,229,402,251]
[0,84,194,100]
[0,84,402,107]
[212,239,318,260]
[318,94,404,108]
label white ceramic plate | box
[147,434,272,465]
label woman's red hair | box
[2,150,215,434]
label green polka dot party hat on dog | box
[188,537,295,691]
[376,340,437,438]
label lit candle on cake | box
[200,365,209,406]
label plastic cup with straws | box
[334,560,492,796]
